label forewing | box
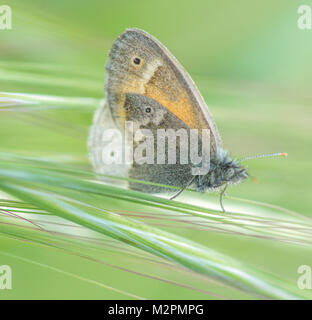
[106,28,222,151]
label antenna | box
[239,152,288,162]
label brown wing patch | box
[111,61,163,129]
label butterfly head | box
[194,149,248,192]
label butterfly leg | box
[170,176,196,200]
[219,184,228,213]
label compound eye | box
[225,168,235,178]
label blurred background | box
[0,0,311,299]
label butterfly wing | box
[106,28,222,152]
[89,95,196,193]
[125,93,196,193]
[88,99,130,187]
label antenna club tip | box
[281,152,288,157]
[252,176,259,183]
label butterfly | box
[89,28,286,212]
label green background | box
[0,0,311,299]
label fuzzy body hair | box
[194,149,248,192]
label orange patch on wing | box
[144,84,202,129]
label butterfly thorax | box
[194,149,248,192]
